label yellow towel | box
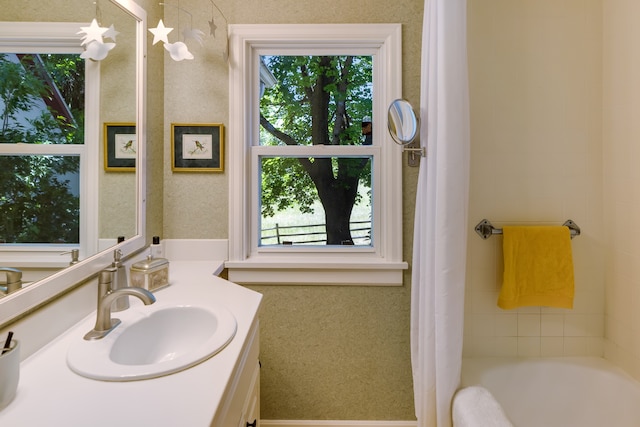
[498,225,575,310]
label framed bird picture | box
[171,123,224,172]
[104,123,136,172]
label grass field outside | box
[260,189,372,246]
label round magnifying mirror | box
[387,99,419,146]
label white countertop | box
[0,261,262,427]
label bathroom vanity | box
[0,260,262,426]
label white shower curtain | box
[411,0,470,426]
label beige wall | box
[160,0,422,421]
[2,1,95,21]
[99,4,138,239]
[603,0,640,381]
[465,0,605,358]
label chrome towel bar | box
[474,219,581,240]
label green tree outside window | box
[259,55,373,246]
[0,53,83,244]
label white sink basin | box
[67,304,237,381]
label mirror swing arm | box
[403,141,425,167]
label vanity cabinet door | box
[212,319,260,427]
[239,361,260,427]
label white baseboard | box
[260,421,417,427]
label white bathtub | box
[461,357,640,427]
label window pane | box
[0,53,84,145]
[0,155,80,244]
[259,155,372,247]
[259,55,372,147]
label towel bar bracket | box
[474,219,495,240]
[562,220,581,238]
[474,219,581,240]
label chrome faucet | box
[0,267,22,295]
[84,267,156,340]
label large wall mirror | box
[0,0,147,327]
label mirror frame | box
[0,0,147,328]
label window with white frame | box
[0,22,99,267]
[226,24,407,285]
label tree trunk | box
[312,160,361,245]
[323,195,355,244]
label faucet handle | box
[0,267,22,295]
[61,249,80,265]
[97,267,117,296]
[0,267,22,284]
[99,268,115,285]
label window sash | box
[257,155,373,248]
[0,137,92,265]
[250,145,379,254]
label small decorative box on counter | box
[130,256,170,292]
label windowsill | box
[225,258,408,286]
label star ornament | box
[208,18,217,37]
[103,24,120,42]
[78,19,108,45]
[149,19,173,45]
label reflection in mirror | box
[0,0,146,328]
[99,4,137,246]
[1,7,137,268]
[387,98,419,146]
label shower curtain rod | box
[474,219,581,240]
